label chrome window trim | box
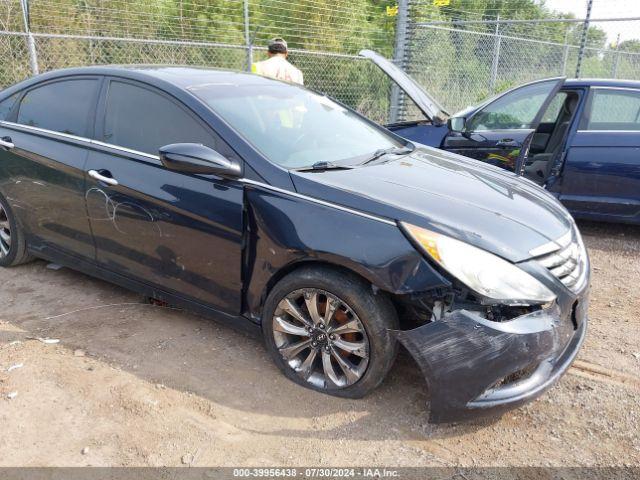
[0,121,395,226]
[0,120,91,145]
[90,139,160,160]
[0,120,160,160]
[589,86,640,92]
[576,129,640,133]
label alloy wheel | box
[272,288,370,389]
[0,203,11,258]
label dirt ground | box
[0,220,638,468]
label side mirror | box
[159,143,241,177]
[448,116,467,133]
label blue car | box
[0,66,588,422]
[362,50,640,225]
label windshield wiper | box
[295,161,353,172]
[294,146,414,172]
[359,145,415,166]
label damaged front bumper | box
[396,289,588,423]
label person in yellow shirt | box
[252,38,304,85]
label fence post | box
[612,33,621,78]
[561,28,570,75]
[489,15,501,94]
[19,0,39,75]
[390,0,409,123]
[243,0,253,72]
[575,0,593,78]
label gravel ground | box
[0,220,638,467]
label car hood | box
[359,49,449,124]
[290,147,573,263]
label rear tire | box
[262,266,398,398]
[0,193,33,267]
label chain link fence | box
[404,23,640,116]
[0,0,395,124]
[8,32,394,124]
[0,32,31,87]
[404,24,579,115]
[2,1,640,124]
[403,7,640,115]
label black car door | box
[443,78,565,172]
[84,78,243,314]
[0,77,100,261]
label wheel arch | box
[0,187,33,266]
[0,187,29,235]
[255,258,385,324]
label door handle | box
[0,136,14,150]
[88,169,119,186]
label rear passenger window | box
[0,93,19,121]
[17,79,98,136]
[583,89,640,131]
[103,81,227,157]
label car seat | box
[524,94,579,183]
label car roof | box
[5,65,288,94]
[563,78,640,89]
[107,65,280,88]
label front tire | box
[0,193,32,267]
[262,266,398,398]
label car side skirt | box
[27,242,261,337]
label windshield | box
[189,83,401,169]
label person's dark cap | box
[268,38,288,54]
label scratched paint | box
[85,187,162,237]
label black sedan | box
[0,67,589,422]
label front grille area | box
[492,362,540,390]
[534,231,585,291]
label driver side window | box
[467,80,560,131]
[103,80,238,160]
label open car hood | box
[359,49,449,125]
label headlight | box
[401,222,556,305]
